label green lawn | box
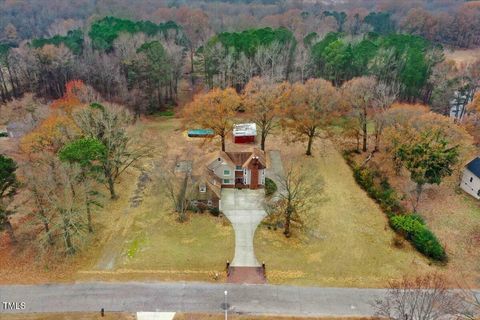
[254,137,435,287]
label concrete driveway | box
[221,189,266,267]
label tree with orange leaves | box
[282,78,340,156]
[183,88,240,151]
[243,77,289,151]
[50,80,88,114]
[20,115,80,155]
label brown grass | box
[445,48,480,66]
[2,116,479,287]
[253,132,434,287]
[351,147,480,287]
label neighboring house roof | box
[466,157,480,178]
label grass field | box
[254,135,433,287]
[2,116,478,287]
[77,117,235,283]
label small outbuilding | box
[188,129,214,138]
[460,157,480,199]
[233,123,256,143]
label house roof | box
[191,174,221,200]
[233,123,256,137]
[242,148,266,169]
[208,148,267,170]
[207,151,236,170]
[466,157,480,177]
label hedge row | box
[343,151,447,262]
[390,215,446,261]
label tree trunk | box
[306,134,314,156]
[356,132,360,152]
[86,201,93,233]
[221,135,226,152]
[284,206,292,238]
[108,175,117,200]
[261,132,267,151]
[190,48,195,87]
[374,130,380,152]
[413,183,424,213]
[38,209,54,246]
[4,220,16,244]
[362,107,368,152]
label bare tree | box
[373,274,464,320]
[275,163,312,237]
[74,103,150,199]
[459,286,480,319]
[157,157,194,222]
[372,81,398,152]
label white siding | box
[259,169,265,185]
[244,168,251,185]
[212,161,235,185]
[460,169,480,199]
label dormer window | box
[218,157,222,161]
[199,183,206,193]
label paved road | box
[221,189,266,267]
[0,282,386,316]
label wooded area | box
[0,0,479,113]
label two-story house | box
[206,148,267,189]
[188,148,267,210]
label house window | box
[470,177,474,183]
[218,157,222,161]
[477,189,480,197]
[199,183,206,193]
[207,200,213,206]
[224,169,231,176]
[223,179,230,184]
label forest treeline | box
[0,0,479,115]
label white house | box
[460,157,480,199]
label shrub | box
[265,177,277,197]
[411,227,446,261]
[343,150,446,262]
[0,132,8,137]
[390,214,425,234]
[209,207,220,217]
[157,110,174,117]
[390,214,446,261]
